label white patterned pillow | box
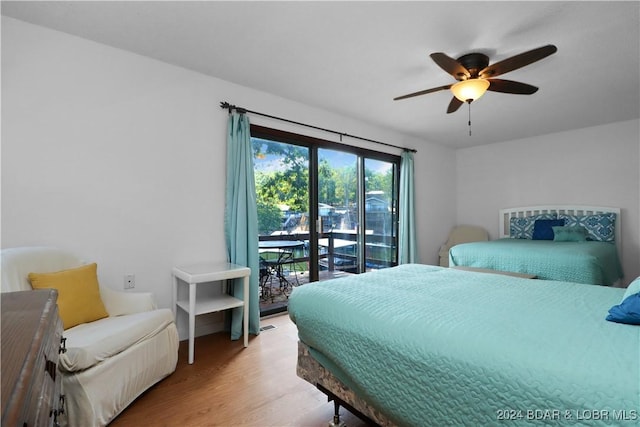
[622,277,640,302]
[558,213,616,242]
[509,213,557,239]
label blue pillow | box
[532,219,565,240]
[606,293,640,325]
[510,213,557,239]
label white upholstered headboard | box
[499,205,622,256]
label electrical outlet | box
[124,274,135,289]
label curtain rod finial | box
[220,101,234,114]
[219,101,247,115]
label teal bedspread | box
[449,239,623,285]
[289,265,639,426]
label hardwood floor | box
[110,313,369,427]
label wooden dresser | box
[2,289,66,427]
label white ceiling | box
[2,1,639,148]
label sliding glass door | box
[316,149,359,277]
[315,150,398,278]
[251,125,399,314]
[363,158,398,271]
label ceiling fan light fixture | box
[451,79,490,102]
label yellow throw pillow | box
[29,263,109,329]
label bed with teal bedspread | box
[289,264,639,426]
[449,239,623,285]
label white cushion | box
[1,246,81,292]
[100,286,157,316]
[60,308,175,372]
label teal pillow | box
[552,225,588,242]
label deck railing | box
[258,231,397,273]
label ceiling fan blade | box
[394,84,452,101]
[446,97,464,114]
[430,53,470,80]
[479,44,557,78]
[487,79,539,94]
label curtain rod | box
[220,101,417,153]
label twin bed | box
[450,206,623,285]
[288,206,635,426]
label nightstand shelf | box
[173,261,251,364]
[175,294,244,316]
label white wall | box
[1,17,457,338]
[456,119,640,285]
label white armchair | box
[438,225,489,267]
[1,247,179,427]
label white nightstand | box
[172,261,251,364]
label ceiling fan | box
[394,44,558,114]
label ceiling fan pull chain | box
[468,102,472,136]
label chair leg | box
[259,268,274,302]
[291,261,300,286]
[267,268,275,302]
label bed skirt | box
[297,341,393,426]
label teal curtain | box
[398,151,418,264]
[225,112,260,338]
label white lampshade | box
[451,79,490,102]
